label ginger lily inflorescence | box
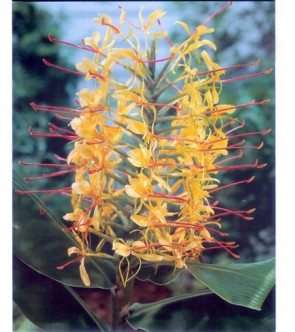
[17,2,272,286]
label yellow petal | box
[80,258,91,286]
[149,32,168,38]
[67,246,82,256]
[113,241,131,257]
[125,185,141,198]
[94,14,112,25]
[200,229,213,242]
[131,215,150,227]
[126,120,147,135]
[72,180,90,195]
[135,253,164,262]
[195,25,215,36]
[215,104,236,115]
[146,9,166,29]
[174,21,192,35]
[197,39,217,51]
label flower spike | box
[17,4,272,286]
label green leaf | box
[127,289,213,331]
[14,303,42,332]
[13,256,110,332]
[136,263,182,285]
[187,258,275,310]
[13,173,116,289]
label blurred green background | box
[13,1,275,331]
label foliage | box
[13,2,78,179]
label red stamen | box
[24,168,76,182]
[119,6,142,31]
[89,71,106,81]
[208,176,255,194]
[54,154,68,162]
[49,123,75,135]
[150,162,203,169]
[224,120,245,135]
[48,33,96,53]
[203,240,240,259]
[211,119,238,136]
[31,102,82,116]
[29,127,77,141]
[157,18,174,47]
[75,99,81,107]
[81,39,107,57]
[87,167,103,174]
[55,114,74,121]
[57,254,85,270]
[201,140,264,152]
[43,58,86,77]
[207,159,264,173]
[196,59,260,76]
[101,18,120,34]
[203,99,270,115]
[63,221,91,233]
[220,69,273,83]
[86,140,106,145]
[19,161,74,168]
[209,206,255,220]
[157,221,228,237]
[165,78,182,93]
[15,186,72,196]
[215,150,243,165]
[150,192,189,203]
[200,1,233,26]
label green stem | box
[154,56,175,87]
[88,229,114,245]
[157,124,187,135]
[105,170,128,185]
[104,221,130,232]
[111,273,135,331]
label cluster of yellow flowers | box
[19,4,271,286]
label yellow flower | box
[125,173,153,198]
[76,57,99,81]
[127,145,152,168]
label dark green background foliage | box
[13,2,275,331]
[13,2,78,179]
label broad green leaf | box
[187,258,275,310]
[127,289,213,331]
[13,173,116,289]
[136,263,182,285]
[127,285,275,332]
[13,256,110,332]
[14,303,41,332]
